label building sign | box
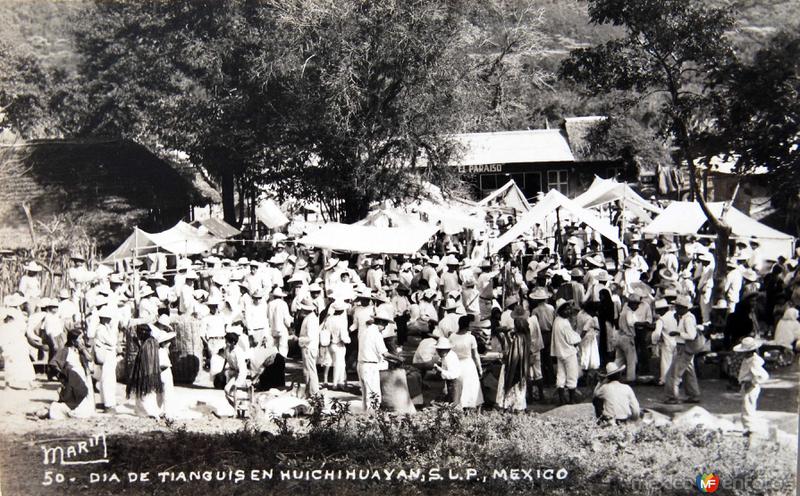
[456,164,502,174]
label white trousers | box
[95,349,118,408]
[614,336,637,382]
[272,334,289,358]
[330,343,347,385]
[555,355,579,388]
[742,384,761,431]
[657,343,675,384]
[357,362,382,411]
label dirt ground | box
[1,353,798,495]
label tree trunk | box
[676,123,732,303]
[221,167,237,226]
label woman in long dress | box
[0,312,36,389]
[449,316,483,410]
[48,328,96,418]
[495,317,531,412]
[126,324,163,417]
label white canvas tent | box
[104,221,221,263]
[490,189,623,254]
[643,201,794,259]
[297,223,439,255]
[478,180,531,213]
[255,199,290,228]
[574,176,662,220]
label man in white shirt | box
[663,295,701,404]
[724,260,744,313]
[244,289,270,343]
[616,293,653,382]
[267,287,292,357]
[357,309,399,411]
[593,362,640,424]
[433,337,462,408]
[650,299,677,385]
[551,299,582,404]
[298,298,320,398]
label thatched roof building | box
[0,138,219,251]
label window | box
[524,172,542,196]
[479,174,498,190]
[547,169,569,195]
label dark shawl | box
[126,336,162,398]
[502,318,531,393]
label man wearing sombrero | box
[592,362,640,424]
[663,295,702,404]
[734,337,769,436]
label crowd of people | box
[0,222,794,432]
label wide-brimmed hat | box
[673,295,692,308]
[251,288,266,299]
[570,267,584,278]
[324,257,340,270]
[149,273,167,282]
[184,270,199,280]
[601,362,626,378]
[627,293,642,303]
[659,268,678,282]
[712,299,728,310]
[654,298,670,310]
[287,274,305,284]
[140,286,155,298]
[97,306,116,319]
[206,295,222,306]
[331,300,349,312]
[504,295,520,308]
[157,314,173,330]
[272,287,287,297]
[733,336,762,353]
[297,298,316,312]
[584,255,604,268]
[308,283,323,293]
[295,259,308,270]
[742,269,759,282]
[555,298,573,313]
[3,294,25,307]
[444,255,461,266]
[529,287,550,300]
[23,261,42,272]
[39,297,59,309]
[698,252,714,263]
[58,288,71,299]
[70,254,86,262]
[422,288,437,300]
[434,337,453,350]
[595,269,611,282]
[373,308,395,323]
[441,299,459,311]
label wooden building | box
[0,139,219,252]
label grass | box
[1,402,795,495]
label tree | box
[559,0,737,297]
[51,0,285,226]
[257,0,470,222]
[0,39,51,138]
[711,28,800,232]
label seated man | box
[44,357,90,420]
[248,334,286,391]
[593,362,640,424]
[411,318,439,373]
